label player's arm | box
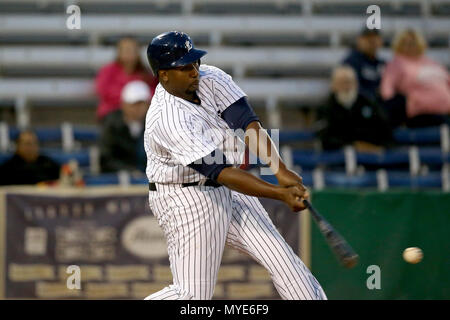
[220,97,306,190]
[188,150,307,212]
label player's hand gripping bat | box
[302,199,359,269]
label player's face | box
[164,62,200,98]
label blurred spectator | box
[317,66,393,152]
[342,27,385,101]
[95,36,158,121]
[0,130,60,185]
[381,29,450,128]
[99,80,150,173]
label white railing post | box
[0,122,10,152]
[312,167,325,190]
[266,96,281,129]
[408,146,420,176]
[62,122,75,152]
[15,96,29,130]
[344,145,357,176]
[89,146,100,175]
[118,170,131,187]
[376,169,389,192]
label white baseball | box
[402,247,423,264]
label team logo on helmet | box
[185,40,192,51]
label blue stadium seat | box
[266,127,442,147]
[73,127,100,142]
[325,171,377,188]
[41,148,90,167]
[8,126,61,142]
[35,127,62,142]
[357,148,409,166]
[261,171,377,188]
[271,129,316,144]
[1,150,90,167]
[292,149,345,169]
[388,171,441,188]
[0,153,12,165]
[260,169,441,189]
[419,147,450,166]
[393,126,441,145]
[130,175,148,185]
[83,173,119,186]
[8,127,20,141]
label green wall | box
[311,189,450,300]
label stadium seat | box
[83,172,147,186]
[419,147,450,166]
[194,2,301,15]
[260,169,442,189]
[130,175,148,185]
[41,148,90,167]
[277,130,316,144]
[356,147,450,168]
[78,2,181,14]
[432,3,450,16]
[0,153,12,165]
[6,126,62,144]
[0,1,63,13]
[73,127,100,142]
[0,78,327,102]
[0,149,90,168]
[388,171,442,188]
[1,15,448,39]
[83,173,119,186]
[1,47,446,73]
[356,148,410,167]
[324,171,378,188]
[393,126,441,145]
[292,149,345,169]
[34,127,62,143]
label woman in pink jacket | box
[95,36,158,121]
[381,29,450,127]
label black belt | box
[149,180,222,191]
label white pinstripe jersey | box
[144,64,247,184]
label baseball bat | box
[302,199,359,269]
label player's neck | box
[164,87,201,105]
[187,92,201,105]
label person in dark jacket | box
[0,130,60,185]
[317,66,393,151]
[342,27,385,102]
[99,80,151,173]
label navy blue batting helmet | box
[147,31,207,76]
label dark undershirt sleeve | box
[187,149,232,181]
[220,97,260,130]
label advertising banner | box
[0,189,299,299]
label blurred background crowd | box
[0,0,449,190]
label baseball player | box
[143,31,326,300]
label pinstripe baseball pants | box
[144,184,327,300]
